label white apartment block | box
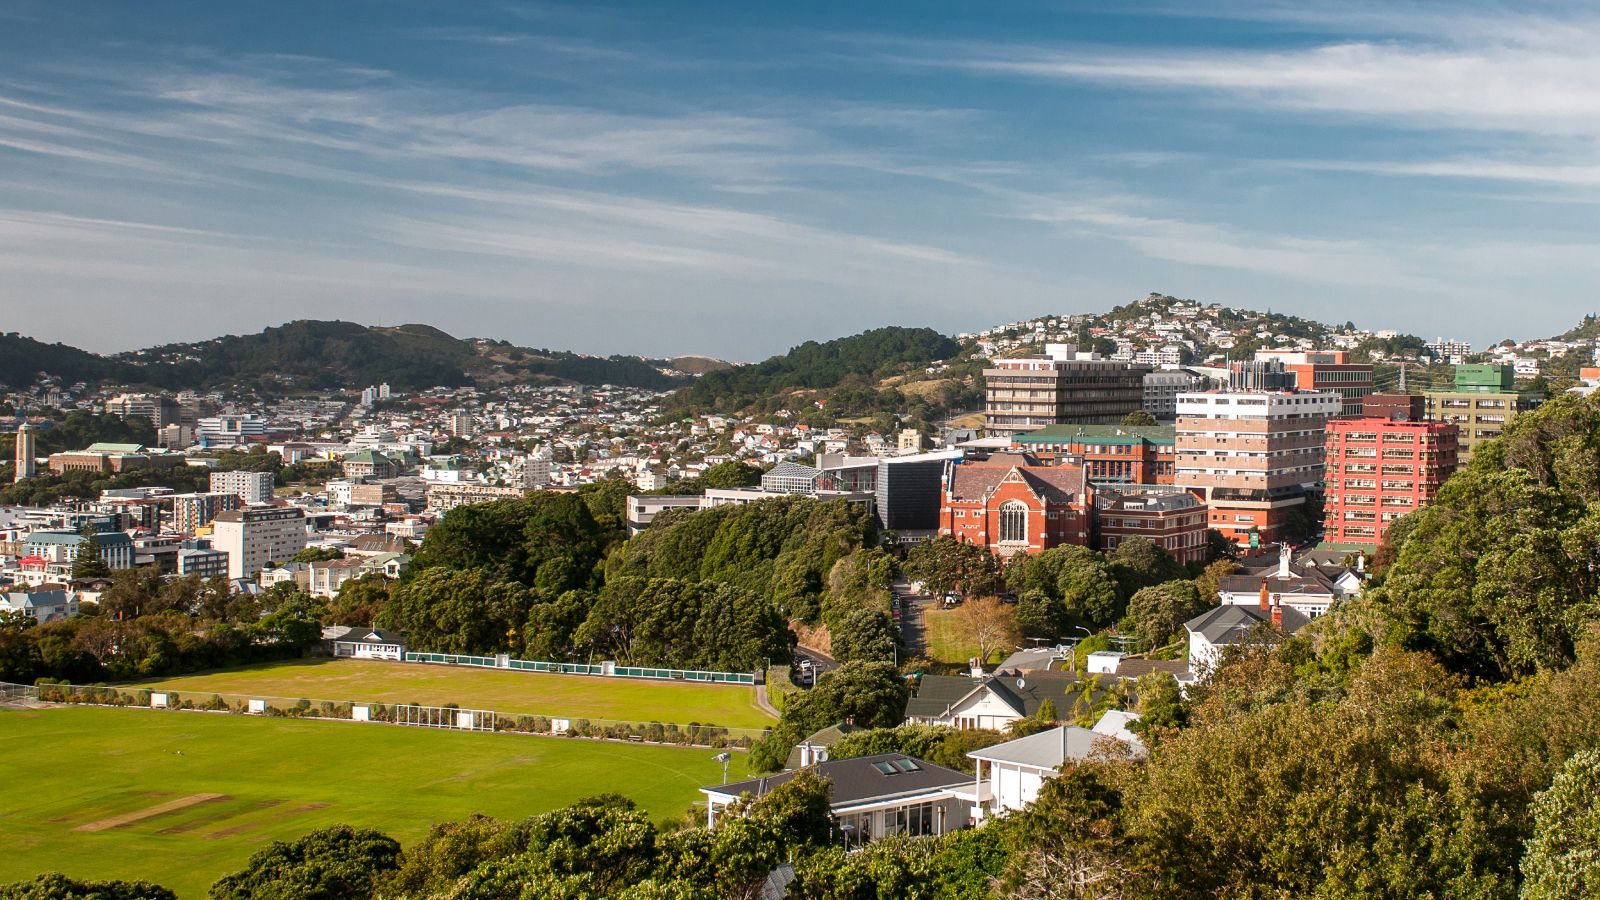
[210,470,275,504]
[1175,390,1341,545]
[212,507,308,580]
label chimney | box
[1258,579,1270,611]
[1356,553,1366,574]
[1270,596,1283,630]
[1278,543,1292,580]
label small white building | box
[324,626,406,661]
[703,754,973,846]
[967,711,1146,818]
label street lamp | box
[713,751,731,785]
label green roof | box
[342,450,392,464]
[84,442,146,453]
[1012,424,1175,446]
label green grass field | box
[134,658,775,730]
[922,607,986,665]
[0,706,752,898]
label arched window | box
[999,501,1029,544]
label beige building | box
[425,482,526,513]
[1175,390,1341,546]
[212,507,308,580]
[984,346,1149,433]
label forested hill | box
[2,321,692,392]
[0,332,123,388]
[661,326,964,419]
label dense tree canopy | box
[751,661,910,772]
[609,496,875,622]
[408,493,608,593]
[208,825,401,900]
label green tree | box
[327,575,389,627]
[72,524,111,580]
[698,460,763,489]
[0,873,177,900]
[831,608,897,665]
[905,536,1000,598]
[1119,580,1207,649]
[209,825,401,900]
[255,591,329,650]
[751,661,910,771]
[1108,537,1187,601]
[292,546,344,563]
[1120,409,1157,427]
[1521,748,1600,900]
[1015,589,1066,640]
[388,569,532,655]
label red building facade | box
[1094,490,1210,566]
[1009,424,1176,485]
[1323,417,1459,546]
[938,453,1091,557]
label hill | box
[661,326,964,422]
[2,322,692,393]
[0,333,124,388]
[1554,313,1600,343]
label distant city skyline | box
[2,1,1597,358]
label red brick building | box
[938,453,1091,557]
[1323,416,1459,546]
[1008,424,1176,485]
[1094,489,1209,566]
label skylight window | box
[872,762,899,775]
[894,759,921,773]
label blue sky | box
[1,1,1596,360]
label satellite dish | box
[1015,677,1026,689]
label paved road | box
[893,583,933,661]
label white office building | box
[212,507,308,580]
[210,470,275,504]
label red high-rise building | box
[1323,416,1459,547]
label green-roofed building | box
[1009,424,1177,484]
[1425,363,1543,459]
[341,449,400,479]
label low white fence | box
[12,681,765,748]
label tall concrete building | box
[1323,416,1458,548]
[983,344,1149,433]
[107,393,182,428]
[1142,369,1211,421]
[1424,364,1542,459]
[210,470,275,504]
[13,424,36,482]
[212,507,308,580]
[170,492,243,534]
[1254,351,1374,417]
[1175,389,1342,547]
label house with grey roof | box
[1,587,78,623]
[967,710,1146,817]
[1185,598,1309,673]
[702,753,974,846]
[904,672,1104,732]
[785,722,864,771]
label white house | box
[1185,600,1309,673]
[1216,545,1340,619]
[904,673,1102,732]
[703,754,974,846]
[967,711,1146,818]
[1,588,78,623]
[324,626,406,661]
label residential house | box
[904,672,1102,732]
[702,754,973,845]
[969,711,1146,817]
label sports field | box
[135,658,775,730]
[0,706,751,898]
